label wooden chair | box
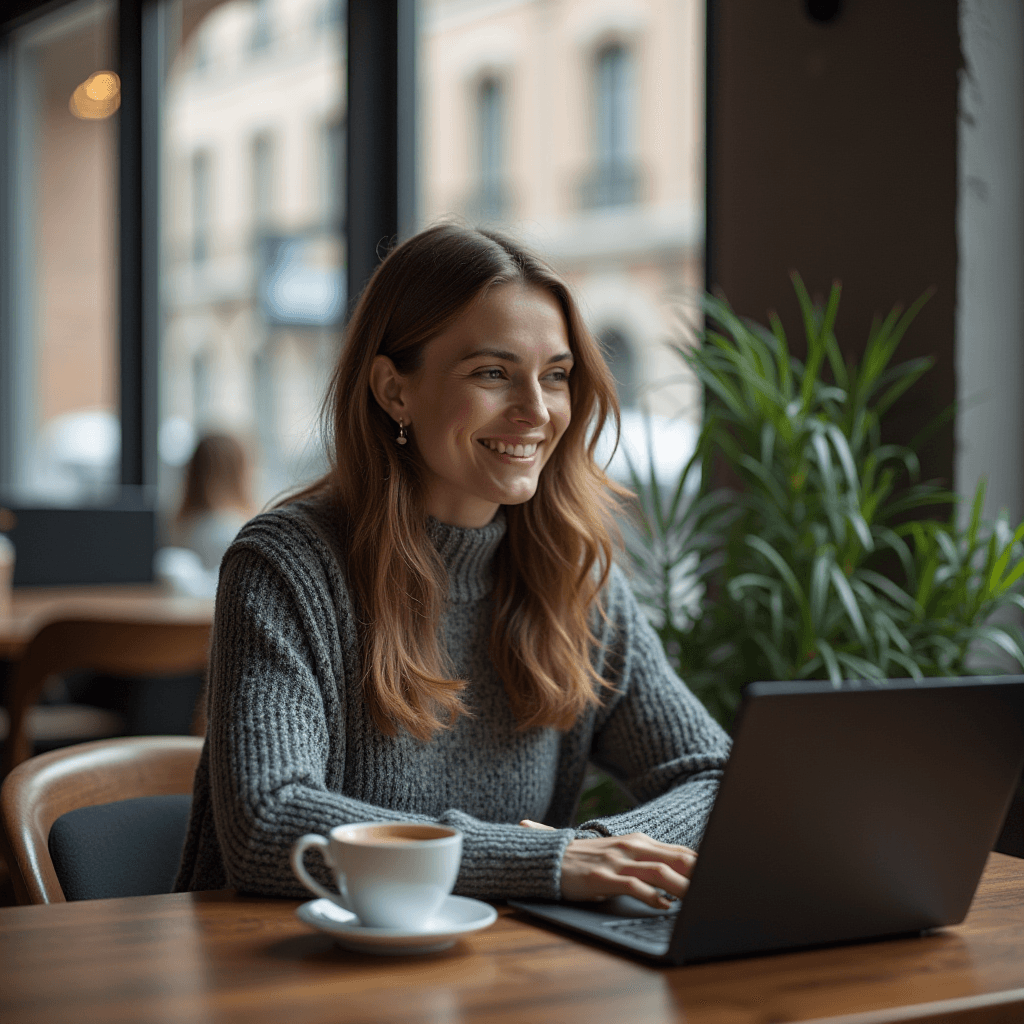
[0,735,203,904]
[2,618,210,774]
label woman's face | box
[372,283,573,528]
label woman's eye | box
[477,368,505,380]
[546,369,570,383]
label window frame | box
[0,0,413,580]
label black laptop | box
[510,676,1024,963]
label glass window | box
[191,150,211,264]
[159,0,345,516]
[599,326,638,410]
[250,0,273,54]
[418,0,705,487]
[6,0,119,504]
[251,132,274,234]
[476,77,507,221]
[319,118,344,230]
[589,43,638,208]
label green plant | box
[624,276,1024,729]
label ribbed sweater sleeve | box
[199,534,573,901]
[577,564,732,848]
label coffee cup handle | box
[290,834,352,911]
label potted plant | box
[622,276,1024,730]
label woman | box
[174,225,730,909]
[156,433,254,598]
[172,432,254,573]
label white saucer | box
[295,895,498,955]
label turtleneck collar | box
[427,509,507,604]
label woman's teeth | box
[481,439,538,457]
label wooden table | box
[0,585,215,660]
[1,853,1022,1024]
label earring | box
[395,419,408,445]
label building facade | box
[162,0,705,502]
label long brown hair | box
[295,224,626,740]
[177,432,252,526]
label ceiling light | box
[70,70,121,120]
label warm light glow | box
[69,71,121,120]
[85,71,118,101]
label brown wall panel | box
[708,0,960,488]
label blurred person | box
[173,432,254,571]
[174,225,730,908]
[156,433,254,598]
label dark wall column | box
[706,0,960,487]
[118,0,160,491]
[0,33,13,490]
[347,0,416,312]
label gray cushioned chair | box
[0,735,203,904]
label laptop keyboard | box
[602,913,677,948]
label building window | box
[583,43,640,208]
[191,151,211,264]
[599,327,638,409]
[250,0,272,54]
[316,0,346,32]
[474,76,508,221]
[321,119,345,230]
[193,34,209,72]
[252,132,274,235]
[191,349,213,429]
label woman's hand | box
[520,820,697,910]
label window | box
[250,0,272,54]
[0,0,397,583]
[585,42,639,209]
[252,133,274,235]
[191,349,214,429]
[316,0,346,32]
[418,1,705,487]
[161,0,345,506]
[320,119,344,230]
[475,76,507,221]
[193,33,209,72]
[191,151,211,264]
[3,0,120,504]
[599,327,638,409]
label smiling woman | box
[369,283,573,527]
[173,224,731,912]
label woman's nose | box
[509,380,549,425]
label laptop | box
[510,676,1024,964]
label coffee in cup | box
[290,822,462,930]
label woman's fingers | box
[586,868,679,909]
[559,833,698,910]
[617,856,693,891]
[611,833,696,874]
[521,823,699,910]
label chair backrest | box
[0,735,204,904]
[2,617,210,773]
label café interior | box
[1,1,1023,1021]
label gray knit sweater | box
[173,497,731,900]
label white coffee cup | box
[291,821,462,930]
